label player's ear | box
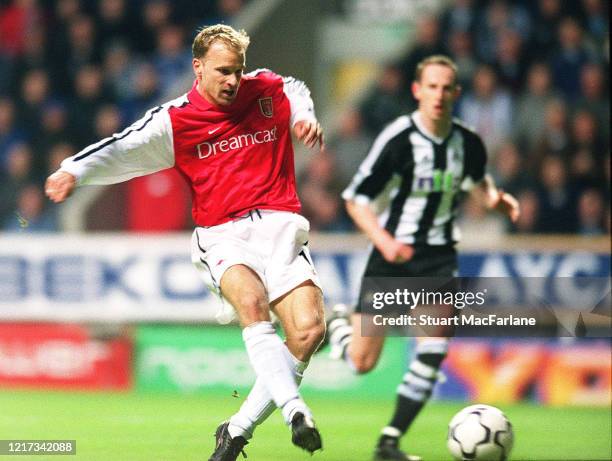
[411,81,420,100]
[193,58,203,81]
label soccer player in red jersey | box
[46,24,325,461]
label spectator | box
[576,63,610,141]
[17,68,50,135]
[103,41,140,100]
[458,64,513,153]
[37,101,71,146]
[397,15,446,89]
[215,0,245,26]
[492,27,528,92]
[550,17,594,101]
[533,98,570,161]
[513,63,559,152]
[569,108,606,161]
[298,153,351,232]
[570,148,600,192]
[474,0,531,62]
[536,155,576,233]
[3,184,57,232]
[530,0,564,59]
[440,0,477,38]
[120,62,161,121]
[10,28,49,95]
[359,64,410,136]
[33,101,73,181]
[0,98,26,172]
[135,0,173,54]
[326,108,373,189]
[512,189,540,234]
[93,104,122,140]
[0,0,41,59]
[581,0,608,46]
[54,0,81,24]
[492,141,531,195]
[46,0,83,92]
[153,24,191,95]
[0,142,35,226]
[577,188,606,235]
[69,65,110,144]
[447,29,478,90]
[46,142,74,177]
[96,0,132,46]
[64,14,101,84]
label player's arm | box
[473,174,520,222]
[283,76,323,149]
[342,117,414,263]
[461,130,519,223]
[345,199,413,263]
[45,105,174,203]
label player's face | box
[412,64,460,123]
[193,42,245,106]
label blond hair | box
[192,24,250,59]
[415,55,458,83]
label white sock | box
[228,347,308,439]
[241,322,310,426]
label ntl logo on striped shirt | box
[414,169,460,192]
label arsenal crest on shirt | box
[258,97,273,118]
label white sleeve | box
[59,105,175,186]
[282,76,317,126]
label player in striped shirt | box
[328,55,519,461]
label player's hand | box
[493,189,520,222]
[379,238,414,264]
[293,120,324,149]
[45,171,77,203]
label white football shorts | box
[191,210,322,323]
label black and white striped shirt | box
[342,112,487,246]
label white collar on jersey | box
[412,111,450,144]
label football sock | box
[328,316,353,361]
[241,322,310,427]
[383,338,449,438]
[228,346,308,439]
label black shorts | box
[355,245,458,313]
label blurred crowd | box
[303,0,610,236]
[0,0,246,231]
[1,0,610,236]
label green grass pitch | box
[0,390,610,460]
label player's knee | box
[235,292,269,322]
[294,319,326,356]
[308,320,326,349]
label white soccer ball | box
[447,404,513,461]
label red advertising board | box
[0,323,131,390]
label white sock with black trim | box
[328,317,353,361]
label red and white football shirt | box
[60,69,317,226]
